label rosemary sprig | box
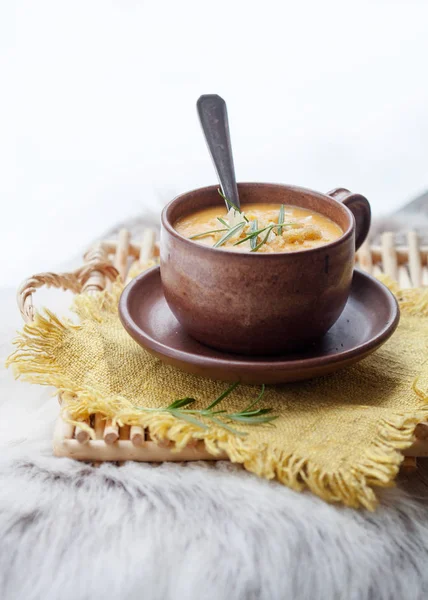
[218,189,249,222]
[250,219,258,250]
[251,225,275,252]
[190,216,294,252]
[233,224,271,246]
[277,204,285,235]
[240,383,266,412]
[205,381,239,410]
[234,221,295,248]
[217,217,230,228]
[190,227,229,239]
[133,383,277,436]
[217,188,240,213]
[214,221,246,248]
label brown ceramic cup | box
[160,183,371,355]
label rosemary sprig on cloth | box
[134,383,277,436]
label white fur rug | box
[2,290,428,600]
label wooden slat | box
[82,243,109,294]
[126,228,157,284]
[94,413,105,440]
[356,239,373,274]
[398,266,412,289]
[130,426,145,447]
[114,229,131,282]
[119,424,130,440]
[407,231,423,288]
[103,419,119,445]
[381,232,398,281]
[75,418,90,444]
[118,425,131,465]
[139,229,156,264]
[57,411,75,440]
[372,264,384,279]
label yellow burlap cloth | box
[7,270,428,510]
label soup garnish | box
[175,194,343,253]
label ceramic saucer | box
[119,267,399,385]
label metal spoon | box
[197,94,241,211]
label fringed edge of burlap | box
[6,278,428,511]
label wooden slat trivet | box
[17,230,428,467]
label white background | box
[1,0,428,286]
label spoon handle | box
[197,94,240,211]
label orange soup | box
[175,203,343,253]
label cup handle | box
[327,187,371,250]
